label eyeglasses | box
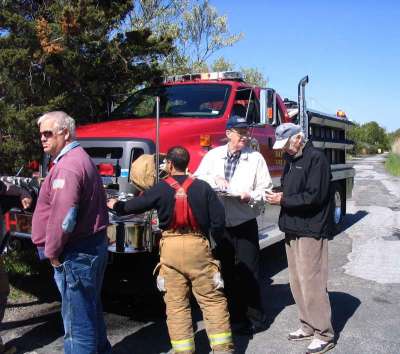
[39,130,55,139]
[231,129,250,138]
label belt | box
[162,228,204,238]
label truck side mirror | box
[259,88,277,126]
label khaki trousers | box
[285,234,334,342]
[157,233,233,354]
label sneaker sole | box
[306,342,335,354]
[288,334,314,341]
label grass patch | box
[385,153,400,176]
[8,284,36,302]
[4,249,40,276]
[1,249,42,302]
[3,248,58,301]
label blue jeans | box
[54,231,111,354]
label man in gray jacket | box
[266,123,335,354]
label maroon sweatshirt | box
[32,145,108,259]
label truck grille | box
[79,138,154,194]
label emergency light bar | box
[163,71,244,83]
[336,110,347,118]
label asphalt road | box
[2,154,400,354]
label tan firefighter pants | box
[155,232,233,354]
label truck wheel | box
[332,183,345,232]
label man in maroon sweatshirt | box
[32,111,111,354]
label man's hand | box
[214,176,229,190]
[240,192,251,203]
[266,191,283,205]
[21,196,32,210]
[107,198,118,210]
[50,258,62,267]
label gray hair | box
[289,131,306,145]
[37,111,76,139]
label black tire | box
[332,182,345,233]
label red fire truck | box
[3,71,355,254]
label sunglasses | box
[39,130,55,139]
[39,128,64,139]
[40,130,58,139]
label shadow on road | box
[109,241,291,354]
[331,210,368,237]
[330,291,361,341]
[112,319,246,354]
[111,308,219,354]
[8,235,358,354]
[259,238,362,345]
[260,240,294,327]
[4,311,63,353]
[112,320,171,354]
[111,306,254,354]
[102,252,165,320]
[2,309,60,332]
[6,300,41,308]
[223,241,292,354]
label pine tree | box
[0,0,173,173]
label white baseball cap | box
[273,123,302,149]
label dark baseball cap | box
[226,115,249,129]
[273,123,302,149]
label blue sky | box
[210,0,400,132]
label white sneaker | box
[288,328,313,341]
[306,338,335,354]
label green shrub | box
[4,249,41,276]
[385,153,400,176]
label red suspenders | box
[164,176,199,231]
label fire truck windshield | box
[111,84,231,119]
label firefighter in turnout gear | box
[108,146,233,354]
